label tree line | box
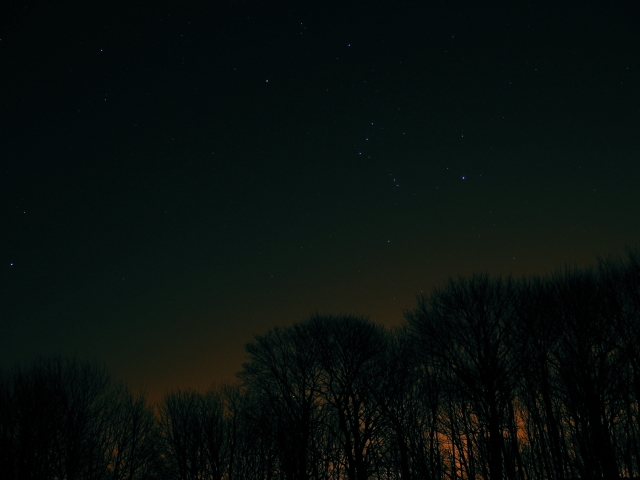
[1,248,639,480]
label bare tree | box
[598,248,640,478]
[9,357,65,479]
[1,356,146,480]
[308,314,389,480]
[382,326,444,480]
[0,369,17,479]
[5,248,638,480]
[221,383,246,480]
[104,387,158,480]
[201,388,226,480]
[514,275,569,480]
[548,267,622,480]
[237,385,283,480]
[159,389,208,480]
[158,386,229,480]
[407,274,520,480]
[240,320,325,480]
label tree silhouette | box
[549,267,622,480]
[240,321,325,480]
[158,388,228,480]
[407,274,520,480]
[220,383,247,480]
[514,275,569,480]
[3,247,640,480]
[382,326,444,480]
[0,356,154,480]
[103,386,158,480]
[598,249,640,478]
[307,314,389,480]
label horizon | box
[2,1,639,405]
[4,245,637,404]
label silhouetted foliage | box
[239,320,324,480]
[2,246,639,480]
[0,355,158,480]
[407,274,521,480]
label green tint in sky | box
[1,1,639,402]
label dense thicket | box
[1,248,639,480]
[0,356,158,480]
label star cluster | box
[1,1,639,399]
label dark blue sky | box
[2,1,639,400]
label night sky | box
[2,1,639,402]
